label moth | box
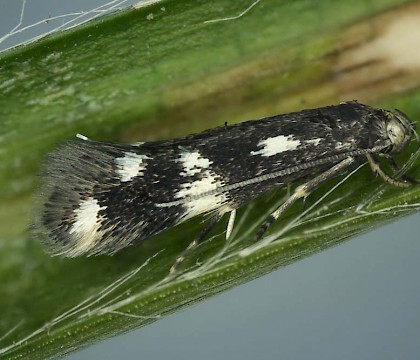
[35,101,419,273]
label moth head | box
[387,109,417,154]
[374,108,417,155]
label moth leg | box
[170,213,223,275]
[366,154,415,188]
[225,209,237,240]
[255,157,355,240]
[387,157,420,185]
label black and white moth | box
[35,101,419,273]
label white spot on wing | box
[69,197,107,255]
[334,141,352,150]
[176,170,227,219]
[179,150,212,176]
[251,135,301,157]
[306,138,322,146]
[115,152,151,182]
